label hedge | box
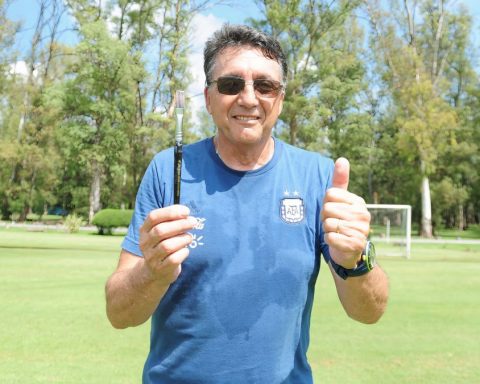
[92,209,133,235]
[25,214,63,223]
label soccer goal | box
[366,204,412,259]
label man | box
[105,24,389,383]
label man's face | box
[204,46,284,147]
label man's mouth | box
[234,115,260,121]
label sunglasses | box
[209,76,284,98]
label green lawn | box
[311,243,480,383]
[432,224,480,239]
[1,229,479,383]
[0,230,149,384]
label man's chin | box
[218,124,272,146]
[236,130,266,145]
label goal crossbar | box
[366,204,412,259]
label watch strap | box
[329,241,374,280]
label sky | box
[5,0,480,124]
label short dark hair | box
[203,24,288,85]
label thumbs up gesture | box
[322,158,371,269]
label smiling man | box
[204,44,285,170]
[105,24,389,384]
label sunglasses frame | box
[208,76,284,98]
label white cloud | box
[9,61,41,82]
[187,13,224,129]
[190,13,224,53]
[9,61,29,77]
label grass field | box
[1,228,479,383]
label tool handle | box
[173,144,182,204]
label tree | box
[99,0,209,208]
[0,0,20,219]
[0,0,18,95]
[434,6,478,230]
[467,86,480,225]
[251,1,362,145]
[60,0,211,215]
[364,0,462,237]
[121,0,194,207]
[0,0,68,220]
[250,1,373,195]
[59,19,142,223]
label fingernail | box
[179,205,190,216]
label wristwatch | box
[329,241,376,280]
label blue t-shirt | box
[122,137,334,383]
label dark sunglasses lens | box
[217,77,244,95]
[254,80,281,96]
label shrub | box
[42,215,64,223]
[26,214,63,223]
[26,213,41,221]
[92,209,133,235]
[64,214,85,233]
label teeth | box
[236,116,258,121]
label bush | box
[42,215,64,222]
[26,213,63,223]
[26,213,41,221]
[92,209,133,235]
[64,214,85,233]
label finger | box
[154,232,193,258]
[142,205,190,232]
[149,215,197,243]
[160,246,191,267]
[321,202,371,223]
[323,188,366,205]
[323,217,370,237]
[331,157,350,190]
[140,216,196,251]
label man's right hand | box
[139,205,197,286]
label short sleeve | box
[121,155,167,257]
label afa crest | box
[280,198,305,223]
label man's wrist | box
[329,242,376,280]
[139,259,170,289]
[335,253,362,269]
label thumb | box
[331,157,350,190]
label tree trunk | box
[457,204,464,231]
[421,174,433,238]
[88,160,102,224]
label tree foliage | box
[363,0,475,235]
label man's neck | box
[213,135,275,171]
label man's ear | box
[204,87,211,114]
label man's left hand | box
[322,157,371,269]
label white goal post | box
[366,204,412,259]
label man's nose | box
[237,81,259,107]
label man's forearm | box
[330,264,389,324]
[105,258,169,329]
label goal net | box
[366,204,412,259]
